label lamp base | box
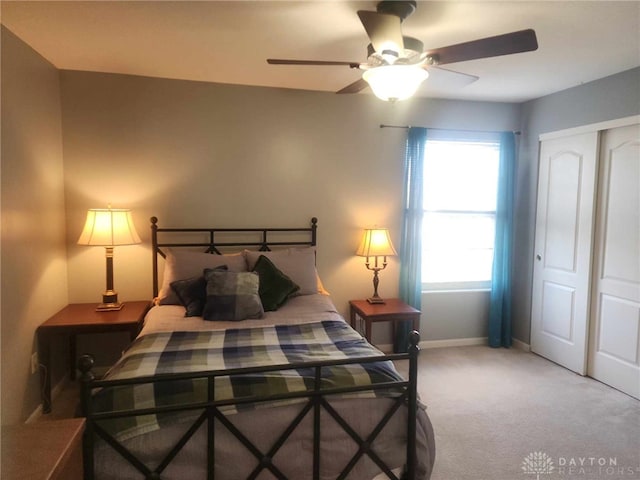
[96,302,124,312]
[367,296,386,305]
[97,290,123,311]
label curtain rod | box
[379,124,521,135]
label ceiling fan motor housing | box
[366,36,424,64]
[376,1,417,21]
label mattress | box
[139,294,344,336]
[89,295,435,480]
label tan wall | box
[1,26,68,424]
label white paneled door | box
[531,132,599,375]
[588,124,640,399]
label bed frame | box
[79,216,421,480]
[150,216,319,298]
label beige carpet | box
[395,346,640,480]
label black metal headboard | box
[150,216,318,297]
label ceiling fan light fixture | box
[380,48,400,64]
[363,65,428,101]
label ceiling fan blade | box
[357,10,404,54]
[426,29,538,65]
[426,66,479,88]
[336,78,369,94]
[267,59,361,68]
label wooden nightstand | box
[37,300,151,414]
[1,418,85,480]
[349,298,421,348]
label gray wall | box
[511,67,640,343]
[2,29,521,423]
[59,70,520,350]
[1,26,69,424]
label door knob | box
[536,254,542,261]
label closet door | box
[588,124,640,399]
[531,132,599,374]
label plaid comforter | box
[92,320,404,441]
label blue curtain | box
[488,131,516,348]
[395,127,427,353]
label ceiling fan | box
[267,1,538,101]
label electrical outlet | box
[31,352,38,374]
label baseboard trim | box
[511,338,531,352]
[377,337,489,353]
[25,374,69,424]
[421,337,488,349]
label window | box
[422,132,500,290]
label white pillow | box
[244,247,318,296]
[157,248,248,305]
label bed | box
[79,217,435,480]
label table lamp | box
[355,228,397,304]
[77,207,141,311]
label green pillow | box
[253,254,300,311]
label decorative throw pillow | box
[157,249,248,305]
[244,247,318,295]
[202,270,264,321]
[253,255,300,311]
[170,265,228,317]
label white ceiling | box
[2,1,639,103]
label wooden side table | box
[1,418,85,480]
[349,298,421,348]
[37,300,151,414]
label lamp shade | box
[362,65,429,102]
[77,208,141,246]
[355,228,397,257]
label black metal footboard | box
[79,331,421,480]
